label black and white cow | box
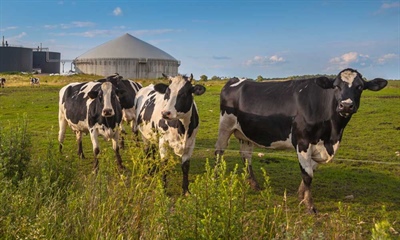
[215,68,387,213]
[0,78,5,88]
[58,80,126,171]
[96,74,142,140]
[135,74,206,194]
[30,77,40,87]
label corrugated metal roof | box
[76,33,177,60]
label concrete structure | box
[74,33,180,79]
[33,50,61,73]
[0,46,32,72]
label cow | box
[30,77,40,87]
[214,68,388,213]
[135,74,206,194]
[58,80,126,171]
[96,73,142,146]
[0,78,5,88]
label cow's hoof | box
[248,179,262,191]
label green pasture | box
[0,74,399,239]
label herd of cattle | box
[0,77,40,87]
[5,68,390,213]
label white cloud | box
[0,26,18,32]
[329,52,373,70]
[377,53,398,64]
[381,2,400,9]
[55,30,116,38]
[374,2,400,14]
[131,29,180,36]
[44,21,95,29]
[245,54,286,67]
[113,7,123,16]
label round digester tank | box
[33,51,61,73]
[0,46,32,72]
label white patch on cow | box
[340,70,357,87]
[297,144,315,177]
[342,98,353,104]
[310,140,340,163]
[268,134,293,149]
[162,76,188,119]
[230,78,247,87]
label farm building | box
[0,37,61,73]
[0,46,33,72]
[73,33,180,79]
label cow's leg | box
[297,145,317,213]
[239,139,260,190]
[181,144,195,195]
[158,138,169,190]
[89,129,100,172]
[58,113,67,153]
[76,131,85,159]
[111,133,125,170]
[214,114,236,159]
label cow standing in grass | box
[0,78,5,88]
[58,79,126,171]
[215,68,387,213]
[30,77,40,87]
[96,73,142,147]
[135,74,206,194]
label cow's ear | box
[154,83,169,93]
[189,74,194,82]
[192,85,206,96]
[364,78,388,91]
[315,77,334,89]
[88,91,99,99]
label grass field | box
[0,73,399,239]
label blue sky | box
[0,0,399,79]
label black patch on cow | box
[62,83,91,125]
[237,111,293,147]
[142,95,156,123]
[188,107,199,138]
[174,81,194,114]
[159,119,169,131]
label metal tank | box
[0,46,32,72]
[74,33,180,79]
[33,50,61,73]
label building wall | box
[74,58,179,79]
[33,51,61,73]
[0,47,32,72]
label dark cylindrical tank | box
[33,51,61,73]
[0,46,32,72]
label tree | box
[200,75,208,81]
[211,76,221,81]
[256,75,264,82]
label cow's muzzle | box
[337,100,355,118]
[102,108,114,117]
[161,110,171,119]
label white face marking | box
[342,98,353,104]
[340,70,357,87]
[101,82,115,116]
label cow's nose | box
[103,108,114,116]
[338,101,354,112]
[161,110,171,119]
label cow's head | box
[316,68,387,118]
[154,74,206,120]
[88,82,125,117]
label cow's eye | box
[335,85,341,90]
[357,85,363,90]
